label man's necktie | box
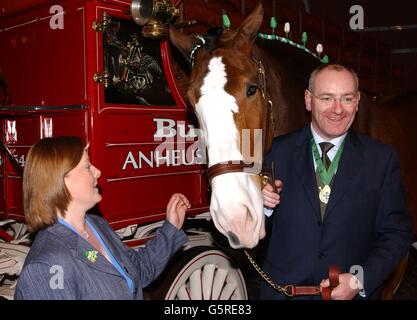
[319,142,334,171]
[317,142,334,219]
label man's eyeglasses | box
[309,91,358,106]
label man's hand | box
[320,273,362,300]
[262,180,283,208]
[166,193,191,229]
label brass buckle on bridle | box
[259,171,271,188]
[259,161,277,193]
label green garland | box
[220,12,328,64]
[257,32,328,64]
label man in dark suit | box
[260,63,413,300]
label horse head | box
[170,4,270,248]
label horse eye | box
[246,85,258,97]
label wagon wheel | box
[154,246,248,300]
[0,228,13,242]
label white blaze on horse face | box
[196,56,265,249]
[197,57,241,165]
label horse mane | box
[254,37,322,136]
[202,27,224,53]
[256,37,322,75]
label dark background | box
[180,0,417,94]
[280,0,417,93]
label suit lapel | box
[75,238,121,276]
[324,131,364,217]
[82,217,130,276]
[293,126,321,220]
[88,219,129,267]
[49,221,122,276]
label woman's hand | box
[166,193,191,229]
[262,180,283,208]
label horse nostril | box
[227,231,240,246]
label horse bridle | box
[188,35,275,185]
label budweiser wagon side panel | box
[0,0,209,227]
[0,0,249,301]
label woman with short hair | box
[15,136,190,300]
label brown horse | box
[170,3,325,249]
[170,5,270,249]
[170,3,416,297]
[354,93,417,237]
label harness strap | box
[252,56,276,192]
[207,161,256,183]
[321,265,341,300]
[286,266,341,299]
[291,266,340,299]
[189,35,206,68]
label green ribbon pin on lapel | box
[84,250,98,263]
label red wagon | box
[0,0,248,300]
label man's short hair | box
[23,137,84,231]
[308,63,359,92]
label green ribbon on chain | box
[310,137,345,186]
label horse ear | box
[169,27,195,59]
[236,3,263,49]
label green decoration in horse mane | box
[258,32,329,64]
[302,32,308,47]
[222,13,231,29]
[218,12,328,64]
[270,17,277,34]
